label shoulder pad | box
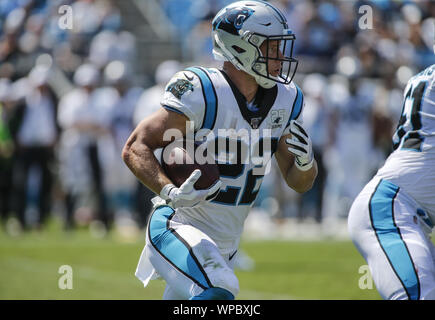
[161,70,205,130]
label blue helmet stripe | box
[263,1,288,28]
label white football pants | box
[348,178,435,300]
[136,205,239,299]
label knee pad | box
[205,265,239,298]
[197,240,240,297]
[190,287,234,300]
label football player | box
[123,0,317,300]
[348,61,435,299]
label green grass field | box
[0,219,381,300]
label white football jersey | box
[376,64,435,222]
[160,66,304,252]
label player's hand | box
[160,169,222,208]
[285,120,314,171]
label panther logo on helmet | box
[212,7,255,36]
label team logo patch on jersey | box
[270,109,285,129]
[166,78,194,99]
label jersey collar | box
[219,70,278,129]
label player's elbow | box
[291,179,315,194]
[122,136,136,166]
[122,133,153,168]
[122,143,131,166]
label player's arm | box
[122,107,186,195]
[122,108,221,209]
[275,120,317,193]
[123,70,221,208]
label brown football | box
[161,140,220,190]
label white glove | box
[160,169,222,208]
[285,120,314,171]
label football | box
[161,140,220,190]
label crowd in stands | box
[0,0,144,235]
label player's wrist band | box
[295,157,314,171]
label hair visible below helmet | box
[212,0,298,88]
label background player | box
[348,60,435,299]
[122,1,317,300]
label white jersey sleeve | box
[160,70,205,131]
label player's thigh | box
[347,189,392,296]
[398,220,435,300]
[348,179,435,300]
[146,205,239,299]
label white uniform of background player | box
[133,1,314,300]
[348,64,435,300]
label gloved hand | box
[160,169,222,208]
[285,120,314,171]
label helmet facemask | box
[247,32,298,88]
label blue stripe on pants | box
[148,205,212,290]
[369,179,420,300]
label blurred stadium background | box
[0,0,434,299]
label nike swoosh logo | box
[184,73,194,81]
[229,250,237,261]
[259,22,271,26]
